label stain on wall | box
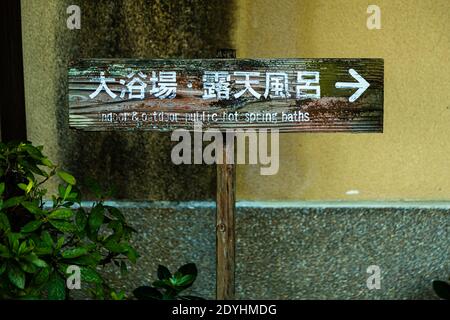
[22,0,235,200]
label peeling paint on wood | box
[68,58,384,132]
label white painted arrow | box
[335,68,370,102]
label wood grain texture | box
[68,58,383,132]
[216,136,236,300]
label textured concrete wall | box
[103,202,448,299]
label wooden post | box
[216,133,236,300]
[67,56,384,300]
[215,49,236,300]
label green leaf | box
[61,247,88,259]
[19,178,34,194]
[49,220,76,233]
[81,267,103,284]
[0,212,10,231]
[17,241,28,256]
[57,263,70,275]
[75,209,87,230]
[41,231,54,247]
[110,290,126,300]
[19,261,38,274]
[19,159,47,177]
[0,244,10,258]
[41,157,54,168]
[88,204,104,234]
[21,220,43,233]
[8,264,26,289]
[55,236,65,250]
[21,201,43,215]
[125,246,138,264]
[22,144,44,160]
[35,245,53,256]
[133,286,163,300]
[31,258,48,268]
[48,208,73,220]
[176,274,194,287]
[0,182,5,196]
[103,239,128,253]
[170,264,197,289]
[47,273,66,300]
[105,206,125,222]
[17,183,28,191]
[58,184,65,199]
[157,265,172,280]
[0,263,6,275]
[66,192,79,202]
[108,219,123,231]
[63,184,72,200]
[24,253,48,268]
[177,263,197,277]
[3,196,24,209]
[32,267,50,285]
[9,233,21,253]
[162,291,177,300]
[433,280,450,300]
[57,170,76,185]
[152,279,172,290]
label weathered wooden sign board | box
[67,57,384,300]
[68,58,383,132]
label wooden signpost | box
[68,58,384,299]
[69,59,383,132]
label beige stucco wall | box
[21,0,61,170]
[235,0,450,200]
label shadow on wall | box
[55,0,235,200]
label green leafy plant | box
[0,141,138,299]
[133,263,204,300]
[433,279,450,300]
